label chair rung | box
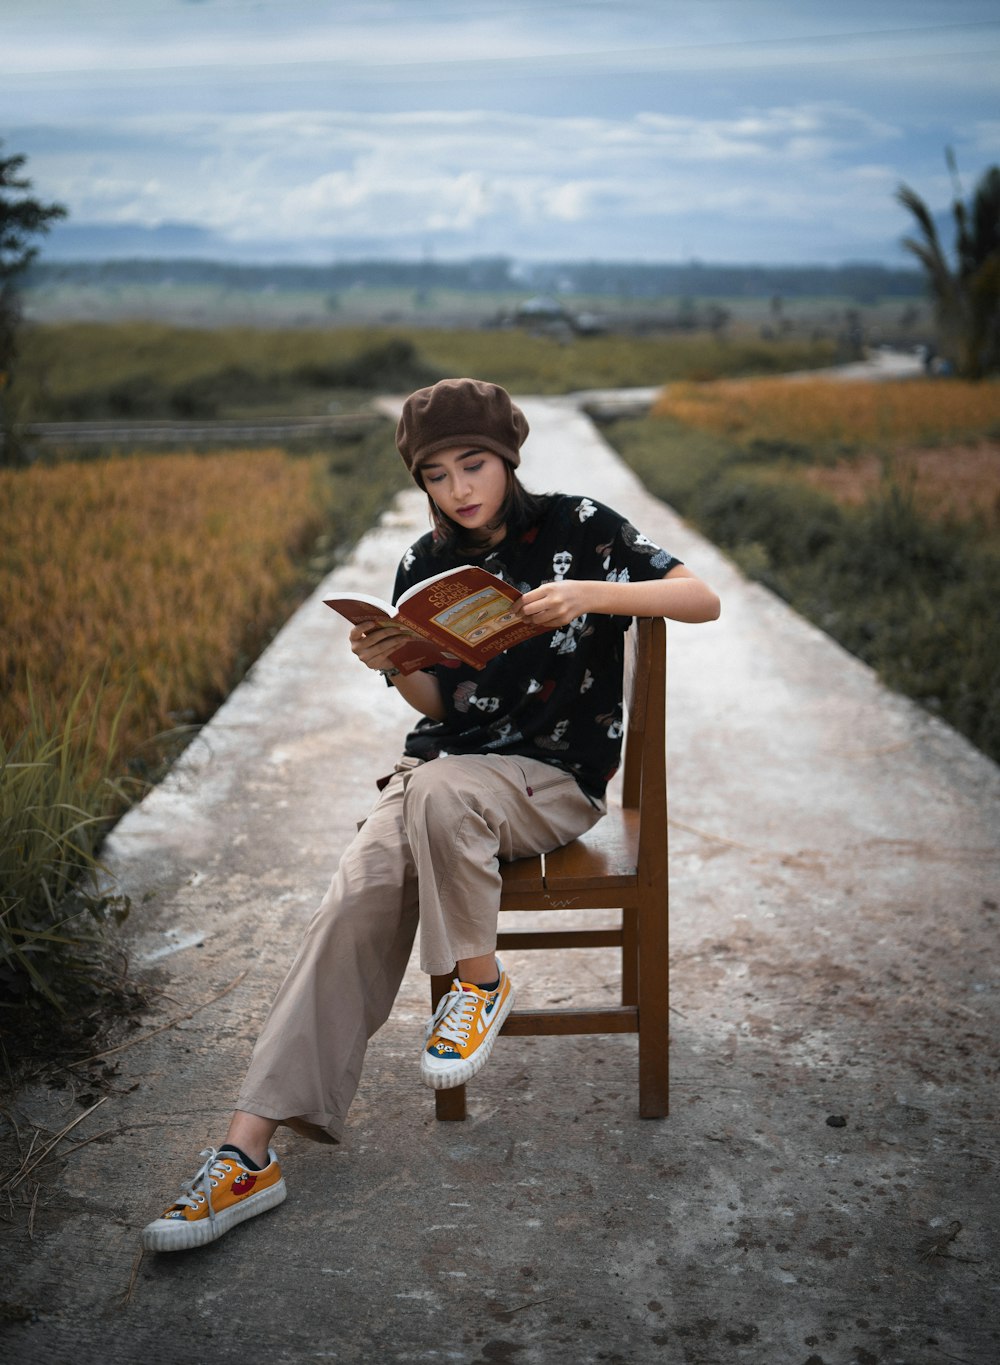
[502,1006,638,1036]
[496,929,623,951]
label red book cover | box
[324,565,547,673]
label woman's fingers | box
[350,621,411,670]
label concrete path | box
[3,398,998,1365]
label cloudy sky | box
[4,0,1000,265]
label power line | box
[9,41,1000,84]
[9,14,1000,78]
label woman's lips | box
[456,504,481,518]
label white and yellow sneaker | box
[420,964,515,1090]
[141,1146,286,1252]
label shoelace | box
[426,983,480,1047]
[172,1147,234,1226]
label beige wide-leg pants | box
[236,753,605,1144]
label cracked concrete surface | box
[2,397,998,1365]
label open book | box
[324,564,547,673]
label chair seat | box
[497,807,640,906]
[497,854,545,895]
[541,807,640,891]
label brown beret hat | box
[396,377,529,485]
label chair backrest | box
[620,617,667,869]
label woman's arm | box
[517,564,720,628]
[349,621,447,720]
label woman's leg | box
[235,754,602,1121]
[223,1112,279,1168]
[234,763,420,1144]
[141,755,605,1248]
[401,754,605,976]
[142,765,423,1252]
[405,754,605,1090]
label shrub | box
[170,364,276,417]
[294,338,441,390]
[592,414,734,510]
[693,477,843,570]
[1,678,133,1009]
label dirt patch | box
[799,442,1000,530]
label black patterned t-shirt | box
[391,494,681,798]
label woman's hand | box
[516,581,595,629]
[350,620,413,672]
[518,567,721,627]
[350,620,447,721]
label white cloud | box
[24,100,918,257]
[541,182,596,223]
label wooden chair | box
[430,615,669,1122]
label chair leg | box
[430,972,467,1121]
[636,889,669,1118]
[622,906,638,1007]
[435,1085,467,1121]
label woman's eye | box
[464,462,484,474]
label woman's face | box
[420,446,509,540]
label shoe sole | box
[141,1177,288,1252]
[420,984,516,1090]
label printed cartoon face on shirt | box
[485,719,522,748]
[453,680,501,713]
[620,521,675,570]
[536,719,570,750]
[552,550,573,580]
[596,708,624,740]
[549,615,593,655]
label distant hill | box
[25,256,924,302]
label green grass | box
[0,677,134,1012]
[603,414,1000,764]
[11,322,839,425]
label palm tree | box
[896,152,1000,378]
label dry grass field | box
[653,375,1000,453]
[1,448,326,777]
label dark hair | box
[427,465,552,557]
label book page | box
[323,591,393,615]
[395,564,479,609]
